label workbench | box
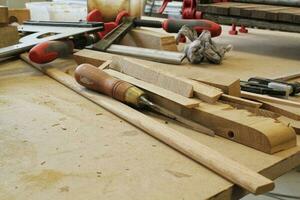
[1,25,300,200]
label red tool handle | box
[29,40,74,64]
[162,19,222,37]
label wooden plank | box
[120,28,178,52]
[111,56,224,102]
[0,25,19,48]
[8,9,30,24]
[0,6,8,25]
[241,91,300,108]
[187,72,241,97]
[103,69,200,108]
[21,55,275,195]
[110,56,194,97]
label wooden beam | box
[21,54,275,195]
[120,28,178,51]
[104,69,200,108]
[110,56,194,97]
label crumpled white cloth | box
[176,25,232,64]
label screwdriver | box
[74,63,214,136]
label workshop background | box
[0,0,300,200]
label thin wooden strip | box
[261,101,300,120]
[103,69,199,108]
[241,91,300,108]
[220,94,263,109]
[21,54,275,195]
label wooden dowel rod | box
[21,55,275,195]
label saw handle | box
[74,64,132,102]
[29,40,74,64]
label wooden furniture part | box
[8,9,30,24]
[120,28,178,52]
[21,54,275,195]
[0,26,19,48]
[0,6,8,26]
[73,50,297,154]
[220,94,263,109]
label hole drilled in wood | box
[227,131,235,139]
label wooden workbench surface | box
[1,26,300,200]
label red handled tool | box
[87,10,221,38]
[29,33,99,64]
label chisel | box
[74,63,214,136]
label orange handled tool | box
[74,63,215,136]
[74,63,148,107]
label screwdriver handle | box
[162,19,222,37]
[29,40,74,64]
[74,63,134,103]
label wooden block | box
[188,72,241,97]
[8,9,30,24]
[120,28,178,52]
[104,69,200,108]
[185,79,223,103]
[0,26,19,48]
[110,56,194,97]
[0,6,8,26]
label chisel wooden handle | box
[74,63,144,105]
